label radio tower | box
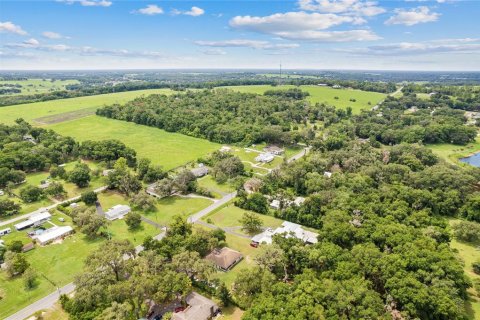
[279,62,282,85]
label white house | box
[104,204,131,220]
[324,171,332,178]
[36,226,73,245]
[14,210,51,230]
[270,199,281,210]
[251,221,318,246]
[255,153,275,163]
[0,227,11,237]
[293,197,306,206]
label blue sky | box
[1,0,479,70]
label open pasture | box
[0,79,80,96]
[0,88,174,125]
[48,116,220,170]
[220,85,386,114]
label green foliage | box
[81,190,98,205]
[19,185,44,203]
[7,240,23,253]
[240,211,263,234]
[4,251,29,277]
[130,191,155,211]
[124,211,142,230]
[23,268,38,290]
[79,139,137,167]
[473,261,480,275]
[68,163,91,188]
[236,192,269,214]
[73,207,109,239]
[97,90,312,144]
[452,221,480,243]
[0,199,20,217]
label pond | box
[460,152,480,167]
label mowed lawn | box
[427,135,480,164]
[0,89,174,125]
[449,219,480,319]
[221,85,386,114]
[0,209,159,319]
[48,116,220,170]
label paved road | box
[0,186,108,228]
[5,229,166,320]
[6,145,310,320]
[187,191,237,223]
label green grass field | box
[0,79,80,96]
[142,196,213,226]
[203,204,284,236]
[0,207,159,319]
[197,175,235,199]
[427,135,480,164]
[48,116,220,170]
[0,89,174,125]
[449,219,480,319]
[220,85,386,114]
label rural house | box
[104,204,131,220]
[14,210,51,230]
[251,221,319,246]
[255,153,274,163]
[191,165,209,178]
[263,145,284,155]
[205,247,243,271]
[36,226,74,245]
[172,292,219,320]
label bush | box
[452,221,480,243]
[81,191,98,205]
[19,185,43,203]
[125,212,142,230]
[473,261,480,275]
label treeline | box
[96,90,314,145]
[354,95,477,145]
[0,120,136,189]
[402,84,480,111]
[0,77,395,107]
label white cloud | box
[200,49,227,55]
[134,4,164,15]
[42,31,70,39]
[230,12,365,33]
[6,38,40,48]
[339,39,480,56]
[194,39,300,50]
[172,6,205,16]
[229,12,379,42]
[385,6,440,26]
[58,0,112,7]
[0,21,27,35]
[298,0,385,16]
[274,29,380,41]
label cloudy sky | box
[1,0,479,70]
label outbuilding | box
[205,247,243,271]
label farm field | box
[48,116,221,170]
[0,88,174,125]
[0,208,159,319]
[0,79,80,96]
[220,85,386,114]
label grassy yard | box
[48,116,220,170]
[220,85,386,114]
[203,204,284,236]
[142,196,213,226]
[197,175,235,199]
[449,219,480,319]
[0,161,106,222]
[0,208,159,319]
[0,79,80,96]
[0,89,174,125]
[427,135,480,164]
